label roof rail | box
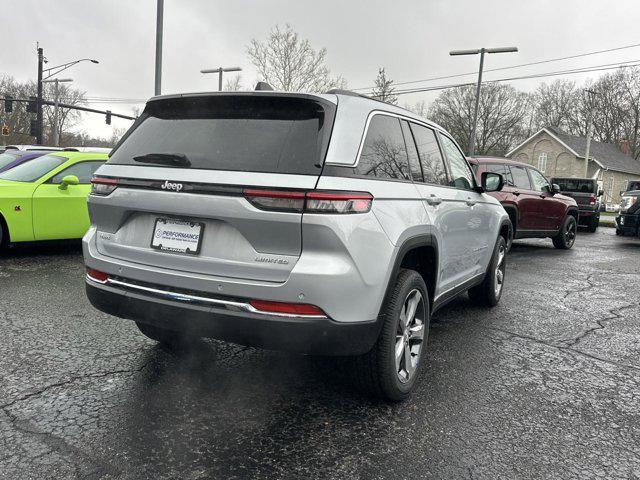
[255,82,274,91]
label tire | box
[0,219,7,250]
[552,215,577,249]
[468,236,507,307]
[587,215,599,233]
[351,269,430,402]
[135,321,197,350]
[616,229,623,236]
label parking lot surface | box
[1,228,639,479]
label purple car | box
[0,150,49,173]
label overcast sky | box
[4,0,640,139]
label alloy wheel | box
[565,220,576,247]
[395,289,426,383]
[494,243,506,297]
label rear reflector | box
[249,299,326,316]
[86,268,108,283]
[243,188,373,214]
[91,177,118,196]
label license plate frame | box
[150,218,204,255]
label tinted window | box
[109,96,335,175]
[411,124,448,185]
[356,115,411,180]
[439,134,474,189]
[529,168,550,193]
[0,155,66,182]
[552,178,596,193]
[400,121,423,182]
[50,161,105,184]
[486,163,514,186]
[509,165,532,190]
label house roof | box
[508,127,640,176]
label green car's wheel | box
[0,219,7,249]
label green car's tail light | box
[91,177,118,196]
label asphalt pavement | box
[1,228,639,479]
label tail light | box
[249,299,326,316]
[589,195,596,205]
[91,177,118,196]
[243,189,373,214]
[86,267,108,283]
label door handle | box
[513,190,521,196]
[466,198,477,207]
[426,194,442,206]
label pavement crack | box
[484,325,640,373]
[563,273,596,300]
[0,360,152,411]
[562,302,639,348]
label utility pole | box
[36,47,44,144]
[42,78,73,146]
[583,88,597,177]
[155,0,164,96]
[450,46,518,156]
[201,67,242,91]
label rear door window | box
[400,120,423,182]
[108,95,335,175]
[410,124,448,185]
[508,165,532,190]
[356,115,411,181]
[486,163,514,186]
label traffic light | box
[4,96,13,113]
[26,96,37,113]
[1,125,9,136]
[105,110,112,125]
[30,119,39,138]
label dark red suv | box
[467,157,579,249]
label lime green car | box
[0,152,107,246]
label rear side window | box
[109,95,335,175]
[509,165,532,190]
[552,178,595,192]
[486,163,514,186]
[438,134,474,190]
[410,124,448,185]
[356,115,411,180]
[400,121,423,182]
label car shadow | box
[0,240,82,258]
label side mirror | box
[481,172,504,192]
[550,183,561,195]
[59,175,79,190]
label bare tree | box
[246,24,345,92]
[224,74,243,91]
[429,83,530,155]
[42,82,87,144]
[371,68,397,104]
[404,100,428,118]
[530,80,581,134]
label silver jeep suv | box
[84,90,511,401]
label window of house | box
[356,115,411,180]
[537,152,548,173]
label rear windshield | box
[553,178,596,193]
[109,95,336,175]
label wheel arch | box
[501,204,518,236]
[0,211,9,247]
[383,235,439,314]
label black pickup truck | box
[616,181,640,237]
[550,177,603,232]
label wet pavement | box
[1,228,639,479]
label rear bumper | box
[578,208,598,224]
[616,214,640,235]
[86,280,381,355]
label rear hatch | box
[91,93,336,282]
[552,178,597,207]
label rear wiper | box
[133,153,191,167]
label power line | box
[390,60,640,97]
[353,42,640,91]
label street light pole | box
[155,0,164,95]
[36,47,44,144]
[583,89,598,177]
[450,46,518,156]
[200,67,242,91]
[42,78,73,146]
